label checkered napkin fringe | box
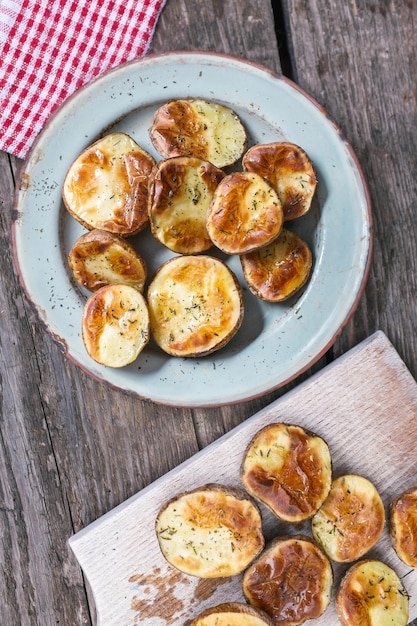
[0,0,166,159]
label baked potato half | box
[147,156,224,253]
[81,284,150,367]
[68,229,147,293]
[206,172,283,255]
[240,228,313,302]
[242,535,333,626]
[147,255,243,357]
[63,132,155,236]
[149,98,247,168]
[155,484,264,578]
[189,603,275,626]
[311,474,385,563]
[390,486,417,567]
[240,423,332,523]
[336,559,409,626]
[242,141,317,221]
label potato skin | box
[311,474,385,563]
[242,535,333,626]
[148,156,224,253]
[206,171,284,255]
[149,98,247,168]
[240,228,313,302]
[147,255,243,357]
[81,284,150,367]
[189,602,275,626]
[155,484,264,578]
[63,132,155,236]
[390,486,417,567]
[68,229,147,292]
[336,559,409,626]
[242,141,317,221]
[240,423,332,523]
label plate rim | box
[11,50,373,407]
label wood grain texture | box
[0,4,288,626]
[150,0,281,73]
[1,0,417,624]
[0,152,90,625]
[70,332,417,626]
[282,0,417,380]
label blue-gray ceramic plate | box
[12,51,372,407]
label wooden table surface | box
[1,1,416,625]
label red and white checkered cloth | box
[0,0,167,159]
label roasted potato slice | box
[336,559,409,626]
[242,535,333,626]
[68,229,147,293]
[390,486,417,567]
[240,228,312,302]
[241,423,332,523]
[148,156,224,253]
[82,284,150,367]
[242,142,317,221]
[189,603,275,626]
[147,255,243,357]
[206,172,283,255]
[155,484,264,578]
[311,474,385,562]
[149,98,247,168]
[63,132,155,236]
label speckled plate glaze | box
[12,51,372,407]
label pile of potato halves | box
[62,98,317,367]
[154,422,416,626]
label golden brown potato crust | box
[311,474,385,563]
[206,172,283,254]
[148,156,224,253]
[242,141,317,221]
[68,230,147,292]
[147,255,243,357]
[63,132,155,236]
[241,423,332,523]
[242,535,333,626]
[82,284,149,367]
[336,559,409,626]
[390,486,417,567]
[150,99,207,160]
[155,484,264,578]
[240,228,313,302]
[149,99,247,168]
[189,602,275,626]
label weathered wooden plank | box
[0,151,92,624]
[0,3,285,625]
[150,0,281,73]
[282,0,417,382]
[4,1,415,624]
[282,4,417,623]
